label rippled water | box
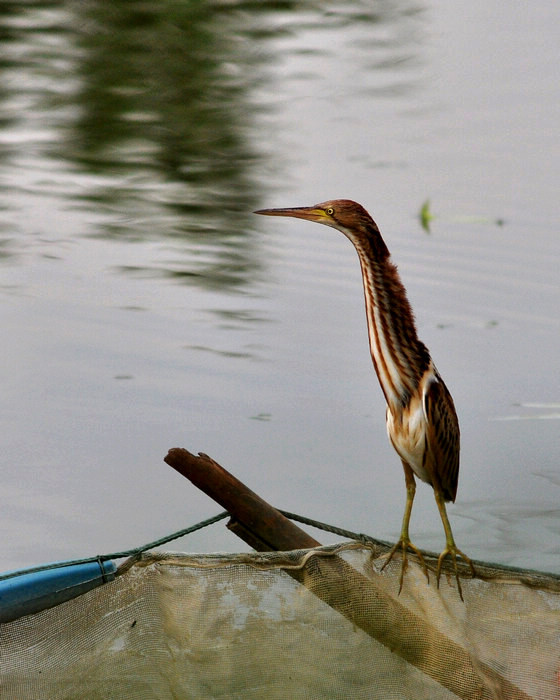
[1,1,559,574]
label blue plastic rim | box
[0,559,117,623]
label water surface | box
[1,1,559,575]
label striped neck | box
[353,241,430,411]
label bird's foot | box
[380,537,429,595]
[436,546,476,601]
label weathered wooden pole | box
[164,448,319,551]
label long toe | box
[381,539,429,594]
[436,547,475,601]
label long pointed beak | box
[254,206,327,223]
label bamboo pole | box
[164,448,533,700]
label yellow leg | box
[434,490,475,601]
[381,463,429,594]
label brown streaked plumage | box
[255,199,475,598]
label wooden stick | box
[164,448,532,700]
[164,448,319,551]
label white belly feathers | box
[386,393,431,486]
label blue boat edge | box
[0,559,117,624]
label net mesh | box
[1,543,559,699]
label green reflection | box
[0,1,281,287]
[0,0,421,286]
[58,0,268,289]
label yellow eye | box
[326,207,334,216]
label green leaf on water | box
[419,199,434,233]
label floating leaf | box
[419,199,434,233]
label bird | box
[255,199,475,598]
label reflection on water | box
[62,3,261,230]
[1,0,274,288]
[0,1,558,573]
[0,1,422,288]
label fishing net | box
[1,542,559,699]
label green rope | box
[0,511,229,583]
[3,508,558,584]
[1,509,375,584]
[278,510,392,548]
